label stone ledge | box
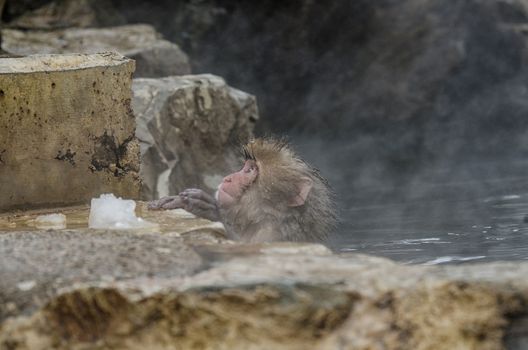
[0,52,128,73]
[2,25,191,77]
[0,202,527,350]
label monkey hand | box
[147,196,184,210]
[178,188,221,222]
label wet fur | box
[222,138,337,242]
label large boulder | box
[0,53,140,211]
[1,24,191,77]
[0,204,527,350]
[132,74,258,200]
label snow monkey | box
[148,138,337,242]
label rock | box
[4,0,125,29]
[0,230,204,321]
[0,212,528,350]
[0,53,140,211]
[0,202,226,321]
[2,1,51,24]
[132,74,258,200]
[2,24,191,78]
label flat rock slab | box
[0,53,140,211]
[132,74,258,199]
[2,24,191,77]
[0,202,226,322]
[0,202,528,350]
[0,230,204,320]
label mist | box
[106,0,528,235]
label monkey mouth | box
[216,187,235,207]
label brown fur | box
[221,138,337,242]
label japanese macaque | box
[148,138,337,243]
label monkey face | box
[216,160,258,207]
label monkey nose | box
[223,176,232,183]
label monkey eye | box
[243,163,257,173]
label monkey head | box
[215,138,336,242]
[216,159,258,207]
[215,139,314,210]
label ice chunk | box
[34,213,66,229]
[89,193,158,230]
[17,280,36,291]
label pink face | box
[216,160,258,207]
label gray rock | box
[4,0,125,30]
[0,201,226,322]
[132,74,258,200]
[0,53,140,211]
[1,24,191,77]
[0,230,203,321]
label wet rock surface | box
[2,24,191,77]
[0,53,140,211]
[0,202,225,322]
[132,74,258,200]
[0,230,204,321]
[0,204,527,350]
[1,224,528,349]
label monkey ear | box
[288,177,313,207]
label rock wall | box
[132,74,258,200]
[109,0,528,161]
[0,53,140,211]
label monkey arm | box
[148,189,221,222]
[179,188,221,222]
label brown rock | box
[132,74,258,200]
[1,232,528,349]
[0,53,140,211]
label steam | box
[110,0,528,243]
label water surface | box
[296,136,528,265]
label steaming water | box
[336,190,528,265]
[295,136,528,265]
